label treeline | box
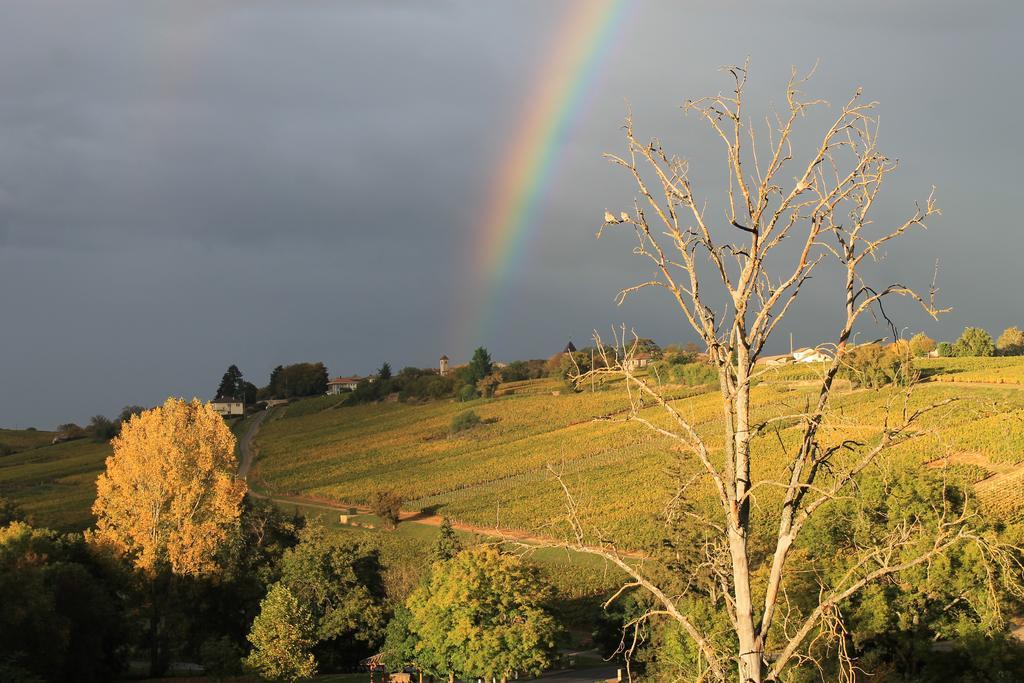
[346,348,549,405]
[48,405,149,445]
[215,362,330,403]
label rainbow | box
[460,0,632,350]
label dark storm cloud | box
[1,0,1022,428]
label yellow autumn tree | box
[92,397,246,576]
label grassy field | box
[249,358,1024,548]
[0,427,56,454]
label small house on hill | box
[327,376,362,394]
[755,347,832,366]
[757,354,793,366]
[211,398,244,416]
[792,347,831,363]
[624,352,655,371]
[439,355,449,376]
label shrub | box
[476,372,502,399]
[54,423,86,442]
[368,490,403,529]
[450,410,482,435]
[457,384,478,402]
[953,327,995,357]
[652,359,717,386]
[996,327,1024,356]
[499,360,546,382]
[908,332,936,357]
[0,443,11,457]
[936,341,953,357]
[841,343,916,388]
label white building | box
[211,399,244,416]
[792,347,831,363]
[327,376,362,394]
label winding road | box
[237,409,271,480]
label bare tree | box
[556,64,1019,682]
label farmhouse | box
[757,354,794,366]
[327,376,363,394]
[624,352,655,371]
[211,398,244,416]
[792,347,831,363]
[756,347,832,366]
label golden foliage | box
[91,397,246,575]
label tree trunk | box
[148,576,164,677]
[731,353,763,683]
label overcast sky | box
[1,1,1021,428]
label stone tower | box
[439,354,449,376]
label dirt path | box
[238,410,645,559]
[237,410,271,479]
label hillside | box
[0,437,111,530]
[5,357,1024,539]
[0,427,56,454]
[250,360,1024,550]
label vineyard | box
[4,357,1024,538]
[0,435,111,530]
[918,356,1024,384]
[252,357,1024,547]
[0,427,56,455]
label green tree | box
[953,327,995,357]
[278,525,386,666]
[380,606,418,672]
[216,365,244,400]
[0,522,126,682]
[244,584,317,682]
[118,405,146,423]
[368,491,404,529]
[476,371,503,399]
[268,365,284,397]
[269,363,329,398]
[841,343,916,389]
[632,338,663,356]
[90,414,119,441]
[407,546,561,683]
[241,381,258,405]
[798,467,1024,681]
[430,518,462,563]
[467,347,493,384]
[996,326,1024,356]
[378,362,392,383]
[936,341,953,357]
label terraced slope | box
[0,438,111,530]
[252,361,1024,548]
